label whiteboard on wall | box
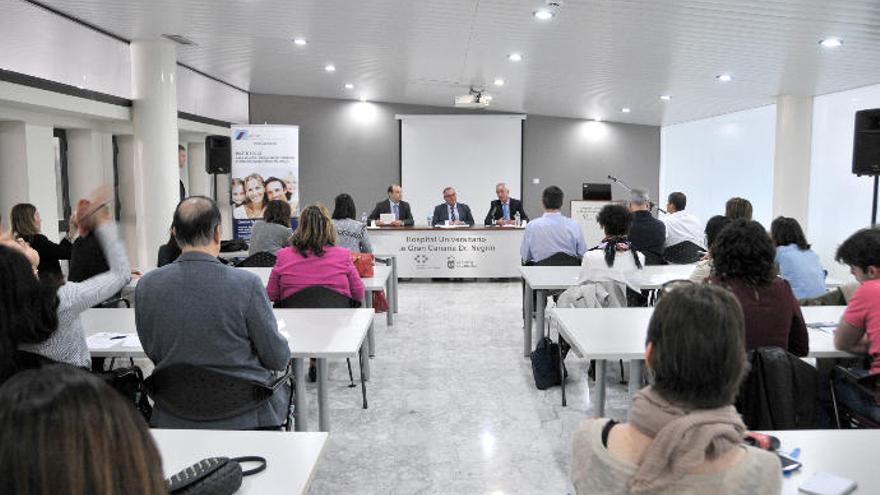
[399,115,524,225]
[570,200,613,249]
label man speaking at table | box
[432,186,475,226]
[484,182,528,226]
[368,184,414,226]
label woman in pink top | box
[267,204,365,303]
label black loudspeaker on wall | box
[205,135,231,174]
[853,109,880,176]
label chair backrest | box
[236,251,277,267]
[273,285,361,309]
[533,252,582,266]
[735,346,818,430]
[663,241,704,265]
[144,364,275,422]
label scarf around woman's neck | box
[627,386,746,493]
[599,235,642,269]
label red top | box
[843,279,880,373]
[267,246,365,302]
[709,277,809,357]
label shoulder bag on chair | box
[350,252,374,278]
[167,456,267,495]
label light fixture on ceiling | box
[494,78,505,86]
[660,95,671,101]
[344,83,355,89]
[162,34,197,46]
[621,107,631,113]
[507,53,523,62]
[324,64,336,72]
[819,38,843,48]
[292,38,308,46]
[533,1,561,20]
[716,73,733,82]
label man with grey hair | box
[627,188,666,265]
[135,196,291,429]
[484,182,529,226]
[431,186,474,226]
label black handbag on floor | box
[167,456,267,495]
[97,366,152,421]
[531,336,565,390]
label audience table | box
[520,264,846,357]
[82,307,374,432]
[152,429,327,494]
[549,305,850,415]
[764,429,878,494]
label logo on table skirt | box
[234,129,250,140]
[414,254,429,264]
[447,256,456,269]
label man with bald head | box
[135,196,291,429]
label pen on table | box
[110,335,126,340]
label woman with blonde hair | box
[267,204,364,302]
[233,173,268,219]
[10,203,74,284]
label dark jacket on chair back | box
[735,346,817,430]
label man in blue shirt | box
[520,186,586,263]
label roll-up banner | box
[230,125,300,240]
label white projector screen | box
[399,115,524,225]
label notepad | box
[121,335,141,348]
[799,472,857,495]
[87,332,125,349]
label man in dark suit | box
[368,184,414,226]
[484,182,529,225]
[628,188,666,265]
[431,186,475,226]
[178,144,187,202]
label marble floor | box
[303,280,632,495]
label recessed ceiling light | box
[292,38,308,46]
[621,107,631,113]
[716,74,733,82]
[494,78,505,86]
[819,38,843,48]
[660,95,671,101]
[533,8,555,20]
[324,64,336,72]
[507,53,523,62]
[344,83,354,89]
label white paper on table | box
[87,332,125,349]
[807,321,838,334]
[121,335,142,348]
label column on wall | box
[186,140,210,197]
[67,129,114,207]
[0,122,59,239]
[130,39,179,269]
[772,95,813,228]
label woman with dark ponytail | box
[578,204,645,291]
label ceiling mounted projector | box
[454,87,491,109]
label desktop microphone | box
[488,205,497,225]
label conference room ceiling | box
[33,0,880,126]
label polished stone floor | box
[304,280,632,495]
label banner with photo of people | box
[230,125,300,240]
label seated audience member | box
[67,199,108,282]
[368,184,414,226]
[16,194,131,368]
[136,197,290,429]
[431,186,475,226]
[660,192,705,249]
[832,228,880,422]
[579,204,644,290]
[156,229,182,267]
[708,220,808,356]
[689,215,732,283]
[627,188,666,265]
[770,216,826,299]
[248,200,293,256]
[10,203,74,285]
[0,366,167,495]
[520,186,586,264]
[268,204,365,302]
[572,284,781,494]
[725,197,753,220]
[332,193,373,253]
[484,182,529,225]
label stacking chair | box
[236,251,277,268]
[145,363,294,430]
[273,286,368,410]
[830,366,880,429]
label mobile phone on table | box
[778,451,802,473]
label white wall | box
[660,105,777,227]
[808,84,880,281]
[0,121,59,240]
[177,67,249,124]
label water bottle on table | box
[514,211,521,227]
